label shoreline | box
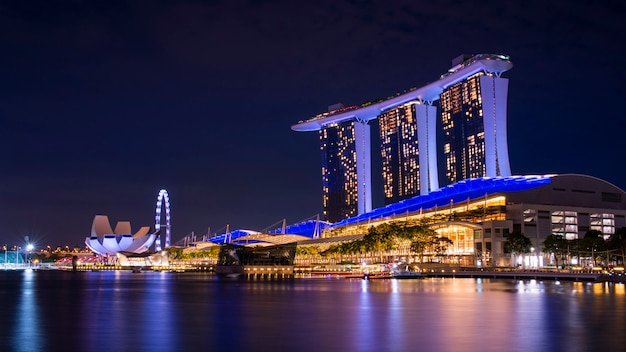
[296,267,626,283]
[4,266,625,283]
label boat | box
[390,263,422,279]
[357,263,422,280]
[363,271,392,280]
[344,273,367,279]
[390,270,422,279]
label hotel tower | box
[292,54,512,222]
[319,113,371,222]
[378,101,438,205]
[440,55,512,184]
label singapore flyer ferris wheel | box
[155,189,171,251]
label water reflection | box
[11,270,42,352]
[74,271,179,351]
[353,279,376,350]
[0,271,624,352]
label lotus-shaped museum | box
[85,215,157,256]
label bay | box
[1,270,624,352]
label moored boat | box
[390,263,422,279]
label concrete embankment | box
[413,263,625,282]
[422,270,605,282]
[296,264,625,282]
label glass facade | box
[440,73,487,184]
[0,250,26,265]
[434,225,475,255]
[378,103,421,204]
[591,213,615,237]
[320,121,359,222]
[551,210,578,240]
[217,243,297,266]
[523,208,536,223]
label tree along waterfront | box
[166,223,626,271]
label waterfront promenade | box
[5,262,625,283]
[423,269,602,282]
[424,267,626,283]
[296,265,626,283]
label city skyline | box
[1,1,625,246]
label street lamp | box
[25,243,34,267]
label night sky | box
[1,0,625,247]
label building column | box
[354,119,372,215]
[480,75,511,177]
[415,102,439,194]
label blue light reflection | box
[13,270,42,351]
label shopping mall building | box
[310,174,626,267]
[211,174,625,268]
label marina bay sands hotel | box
[292,53,513,222]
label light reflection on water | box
[0,271,624,352]
[11,269,42,352]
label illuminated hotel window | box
[523,209,536,223]
[551,211,564,237]
[591,213,614,237]
[378,103,421,204]
[440,73,488,184]
[319,121,360,222]
[551,210,578,239]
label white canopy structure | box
[85,215,157,256]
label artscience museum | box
[85,215,158,256]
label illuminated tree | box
[322,222,439,263]
[542,234,568,267]
[505,231,532,267]
[607,228,626,265]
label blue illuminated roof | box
[207,220,332,244]
[207,175,553,243]
[208,229,259,244]
[267,219,332,236]
[330,175,554,228]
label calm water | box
[0,270,624,352]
